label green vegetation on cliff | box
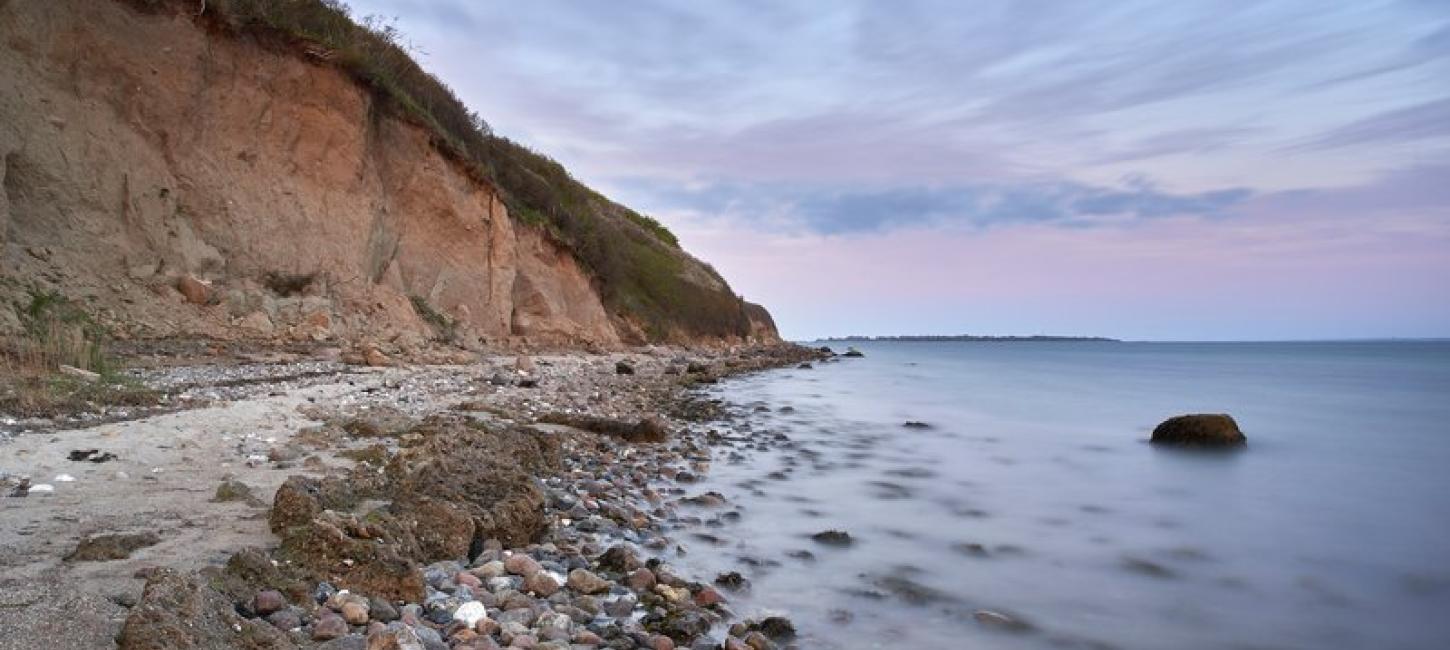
[123,0,758,341]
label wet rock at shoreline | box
[1150,413,1246,447]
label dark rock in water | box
[616,360,635,375]
[871,575,953,605]
[811,530,853,547]
[1121,557,1178,579]
[842,347,864,358]
[66,532,162,562]
[902,421,932,430]
[1150,413,1246,447]
[748,616,797,640]
[973,609,1034,633]
[644,608,712,643]
[117,569,295,649]
[797,363,813,369]
[816,346,834,354]
[714,571,749,591]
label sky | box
[347,0,1449,341]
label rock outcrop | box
[1150,413,1247,447]
[117,569,297,650]
[267,419,560,601]
[0,0,779,347]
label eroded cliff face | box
[0,0,776,348]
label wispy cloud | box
[345,0,1450,337]
[618,178,1255,235]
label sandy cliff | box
[0,0,776,349]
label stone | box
[615,360,635,375]
[253,590,288,616]
[368,597,400,623]
[566,569,610,595]
[521,571,560,597]
[455,571,482,589]
[267,609,302,632]
[314,614,350,640]
[751,617,796,640]
[1150,413,1246,447]
[504,553,543,577]
[453,601,489,627]
[973,609,1033,632]
[597,545,641,573]
[366,625,426,650]
[842,347,864,357]
[693,586,725,607]
[341,601,371,625]
[810,530,853,547]
[714,572,748,591]
[625,568,656,592]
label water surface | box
[674,341,1450,649]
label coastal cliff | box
[0,0,776,349]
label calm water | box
[673,341,1450,649]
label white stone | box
[29,484,55,494]
[452,601,488,627]
[54,474,76,482]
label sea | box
[670,340,1450,649]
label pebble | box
[521,571,559,597]
[453,601,489,627]
[504,553,542,577]
[252,590,286,616]
[566,568,610,595]
[340,600,370,625]
[312,613,348,640]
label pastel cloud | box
[345,0,1450,339]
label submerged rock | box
[1150,413,1246,447]
[811,530,853,547]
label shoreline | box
[0,343,828,650]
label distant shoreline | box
[821,335,1121,342]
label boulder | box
[1150,414,1246,447]
[615,360,635,375]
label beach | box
[0,343,822,650]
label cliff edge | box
[0,0,778,350]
